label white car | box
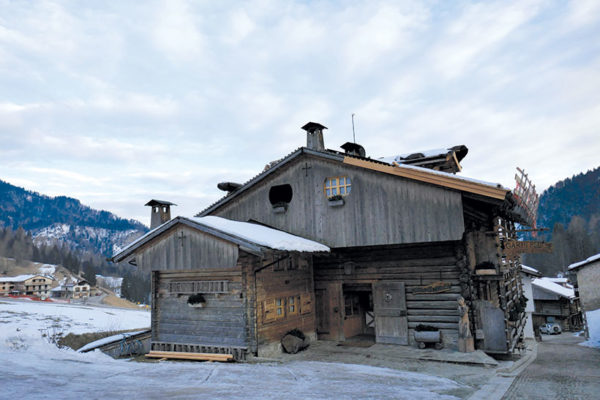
[539,322,562,335]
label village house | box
[568,253,600,312]
[0,274,54,298]
[50,279,92,300]
[113,122,536,359]
[531,277,583,332]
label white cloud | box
[152,0,206,62]
[0,0,598,222]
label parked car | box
[539,322,562,335]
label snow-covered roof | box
[391,162,509,190]
[547,277,568,284]
[568,253,600,270]
[521,265,541,276]
[113,215,330,262]
[379,148,450,164]
[190,216,330,252]
[532,277,575,299]
[0,274,37,283]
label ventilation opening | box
[269,184,293,205]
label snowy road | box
[0,299,463,399]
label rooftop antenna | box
[351,113,356,143]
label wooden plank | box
[407,315,460,323]
[407,322,458,330]
[406,301,460,309]
[146,351,233,362]
[343,156,508,200]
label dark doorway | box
[342,283,374,341]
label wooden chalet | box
[114,121,533,359]
[113,216,329,359]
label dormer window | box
[324,176,351,198]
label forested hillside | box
[0,179,147,256]
[0,179,150,302]
[523,166,600,276]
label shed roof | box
[568,253,600,271]
[112,215,330,263]
[532,277,575,299]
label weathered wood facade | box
[115,126,530,357]
[113,217,325,359]
[197,142,528,354]
[206,153,466,248]
[313,242,463,348]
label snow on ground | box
[0,299,463,399]
[38,264,56,275]
[580,309,600,349]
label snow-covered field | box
[581,309,600,348]
[0,299,463,399]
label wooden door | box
[373,281,408,345]
[315,283,343,340]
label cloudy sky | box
[1,0,599,226]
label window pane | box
[340,187,345,195]
[276,299,282,306]
[347,186,351,194]
[339,177,345,185]
[331,178,337,186]
[326,189,330,196]
[346,177,351,185]
[332,188,337,195]
[289,297,294,304]
[325,181,331,188]
[290,305,295,312]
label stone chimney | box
[145,199,176,229]
[301,122,327,151]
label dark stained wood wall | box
[314,241,463,348]
[153,268,247,348]
[211,155,465,248]
[134,225,239,271]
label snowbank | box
[0,299,463,399]
[580,309,600,348]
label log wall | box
[314,241,463,348]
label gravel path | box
[502,333,600,400]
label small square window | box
[323,176,352,199]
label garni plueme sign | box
[504,240,553,257]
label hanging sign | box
[504,240,553,257]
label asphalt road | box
[502,333,600,400]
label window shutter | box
[300,293,312,315]
[263,299,278,323]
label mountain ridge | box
[0,179,147,257]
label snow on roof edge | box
[568,253,600,270]
[112,215,330,260]
[532,277,575,299]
